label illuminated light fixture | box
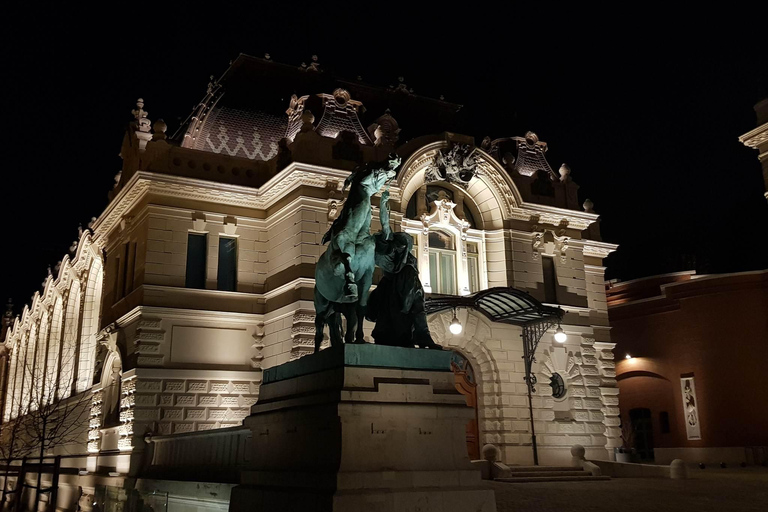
[554,326,567,343]
[625,354,632,360]
[449,309,463,335]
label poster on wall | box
[680,374,701,440]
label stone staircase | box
[495,465,611,483]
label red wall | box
[610,272,768,448]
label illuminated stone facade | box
[1,55,618,511]
[739,98,768,202]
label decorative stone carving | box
[424,143,479,188]
[368,110,401,147]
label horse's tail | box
[321,226,333,245]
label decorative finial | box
[207,75,216,94]
[152,119,168,141]
[439,94,445,101]
[77,224,84,237]
[300,110,315,132]
[69,240,78,253]
[88,217,97,229]
[357,75,363,81]
[307,55,320,72]
[583,198,594,213]
[131,98,151,133]
[264,53,271,60]
[4,298,13,318]
[559,163,571,182]
[47,266,52,277]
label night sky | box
[2,8,767,315]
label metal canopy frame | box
[425,287,564,465]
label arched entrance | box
[451,351,480,460]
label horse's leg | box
[344,306,357,345]
[355,269,374,344]
[329,309,342,348]
[314,287,329,353]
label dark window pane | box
[543,256,557,303]
[185,234,207,289]
[217,237,237,291]
[406,194,417,219]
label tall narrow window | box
[217,237,237,292]
[467,242,480,293]
[123,242,136,296]
[185,233,207,289]
[113,250,123,301]
[543,256,558,303]
[428,230,457,295]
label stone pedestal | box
[230,344,496,512]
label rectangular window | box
[114,247,125,301]
[124,242,136,296]
[185,233,207,289]
[467,242,480,293]
[543,256,558,303]
[217,237,238,292]
[428,250,457,295]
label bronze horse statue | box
[314,154,401,351]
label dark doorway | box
[630,408,655,461]
[451,351,480,460]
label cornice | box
[516,202,599,231]
[93,164,349,241]
[739,122,768,148]
[582,240,619,259]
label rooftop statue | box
[314,154,400,351]
[365,190,441,349]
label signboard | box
[680,375,701,440]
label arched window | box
[60,280,81,399]
[22,325,37,413]
[33,312,50,409]
[77,259,103,392]
[5,343,19,420]
[46,297,64,405]
[402,184,485,296]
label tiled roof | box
[193,107,287,161]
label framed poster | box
[680,374,701,440]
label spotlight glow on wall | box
[449,309,463,335]
[554,326,567,343]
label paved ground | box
[487,467,768,512]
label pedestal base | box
[229,344,496,512]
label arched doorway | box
[451,351,480,460]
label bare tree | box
[0,413,34,509]
[5,340,92,512]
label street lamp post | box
[521,319,563,466]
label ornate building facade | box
[1,54,618,511]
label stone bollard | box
[670,459,688,479]
[571,444,586,467]
[482,443,500,463]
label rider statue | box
[365,189,441,349]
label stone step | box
[501,470,591,478]
[504,466,580,472]
[496,475,612,483]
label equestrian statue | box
[314,154,401,351]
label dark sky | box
[2,7,767,314]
